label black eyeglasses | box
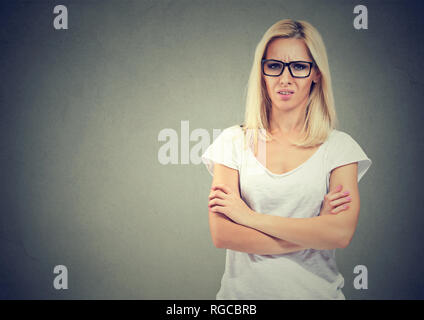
[261,59,314,78]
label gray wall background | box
[1,0,423,299]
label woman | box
[201,19,372,299]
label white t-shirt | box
[201,124,372,300]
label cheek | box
[296,81,313,97]
[264,78,277,95]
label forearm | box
[210,212,308,255]
[247,212,345,250]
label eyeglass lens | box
[263,61,311,77]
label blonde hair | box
[241,19,339,155]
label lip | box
[276,89,295,94]
[277,90,295,100]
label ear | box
[313,70,321,83]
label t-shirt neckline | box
[246,131,332,177]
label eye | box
[292,63,307,71]
[267,62,282,70]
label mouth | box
[277,90,294,98]
[277,90,294,96]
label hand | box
[208,184,256,226]
[319,184,352,216]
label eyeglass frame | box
[261,59,315,78]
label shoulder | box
[325,128,372,181]
[328,128,349,140]
[326,129,357,146]
[324,128,362,160]
[222,124,244,134]
[220,124,244,142]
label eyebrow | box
[265,58,312,62]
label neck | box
[269,103,307,137]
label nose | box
[279,65,293,84]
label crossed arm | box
[208,163,361,254]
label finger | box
[327,189,350,202]
[335,190,350,199]
[212,184,230,194]
[212,184,231,194]
[208,198,226,208]
[211,205,226,214]
[208,190,227,200]
[325,185,342,202]
[331,185,343,194]
[330,195,352,207]
[331,203,349,214]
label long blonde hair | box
[241,19,338,155]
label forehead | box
[265,38,311,61]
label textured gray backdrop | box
[1,0,423,299]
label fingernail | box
[347,196,352,201]
[343,191,350,195]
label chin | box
[272,101,296,110]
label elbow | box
[211,232,226,249]
[337,237,350,249]
[211,232,222,248]
[337,230,354,249]
[209,213,226,249]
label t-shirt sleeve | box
[326,132,372,183]
[201,126,241,177]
